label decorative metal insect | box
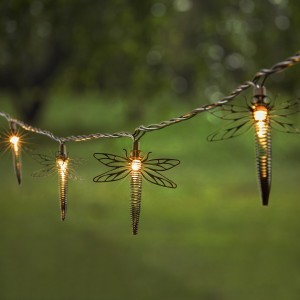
[93,141,180,235]
[8,122,23,185]
[32,143,80,221]
[208,85,300,206]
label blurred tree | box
[1,0,300,121]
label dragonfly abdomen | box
[13,150,22,185]
[130,170,142,235]
[255,120,271,206]
[57,161,69,221]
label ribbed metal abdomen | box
[130,170,142,235]
[13,150,22,185]
[58,163,69,221]
[255,121,271,206]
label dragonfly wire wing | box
[269,99,300,134]
[142,168,177,188]
[270,98,300,117]
[207,118,253,141]
[31,153,57,177]
[93,167,130,182]
[143,158,180,171]
[208,103,253,141]
[94,152,129,168]
[32,153,55,166]
[31,164,56,177]
[210,104,251,121]
[93,152,130,182]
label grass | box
[0,93,300,300]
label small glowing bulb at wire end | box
[131,159,142,171]
[254,109,268,122]
[10,135,20,146]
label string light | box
[31,144,74,221]
[93,141,179,235]
[0,52,299,234]
[208,85,300,206]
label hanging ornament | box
[32,144,79,221]
[208,85,300,205]
[9,122,22,184]
[93,141,180,235]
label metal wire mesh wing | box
[93,152,130,182]
[31,164,56,177]
[269,99,300,133]
[210,103,250,120]
[207,118,253,141]
[140,157,178,188]
[141,168,177,188]
[93,152,128,167]
[143,158,180,171]
[207,103,253,141]
[31,153,56,177]
[32,153,54,166]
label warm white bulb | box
[131,159,141,171]
[253,108,267,121]
[57,158,68,172]
[10,135,19,145]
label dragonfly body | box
[208,85,299,205]
[32,143,78,221]
[252,98,272,205]
[130,166,142,235]
[56,144,69,221]
[93,141,179,235]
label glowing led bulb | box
[57,158,68,172]
[10,135,20,152]
[254,108,267,121]
[131,159,142,171]
[10,135,20,145]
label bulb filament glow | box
[253,106,268,139]
[131,159,142,171]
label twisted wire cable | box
[1,51,300,143]
[133,52,300,140]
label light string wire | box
[1,51,300,143]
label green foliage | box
[1,0,300,120]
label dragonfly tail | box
[58,166,68,221]
[13,151,22,185]
[130,171,142,235]
[255,126,272,206]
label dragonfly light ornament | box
[32,143,71,221]
[208,85,300,205]
[93,141,180,235]
[9,122,22,185]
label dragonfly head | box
[57,143,68,159]
[56,143,69,171]
[251,86,269,106]
[131,140,141,159]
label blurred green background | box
[1,1,300,299]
